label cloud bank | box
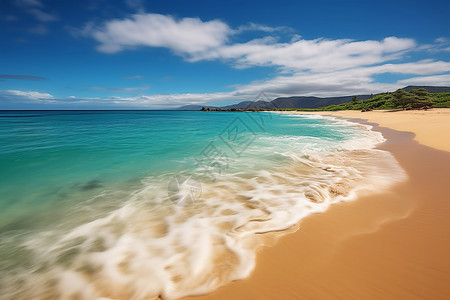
[5,13,449,108]
[85,13,420,73]
[86,13,231,54]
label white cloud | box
[85,14,416,73]
[115,92,238,107]
[226,71,395,98]
[87,13,232,54]
[435,37,449,44]
[398,74,450,86]
[3,61,449,108]
[191,36,416,73]
[123,60,450,104]
[366,60,450,75]
[6,90,54,100]
[236,22,291,33]
[227,60,450,98]
[418,37,450,53]
[32,13,449,108]
[1,89,237,108]
[7,53,447,109]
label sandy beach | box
[313,109,450,152]
[185,108,450,300]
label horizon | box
[0,83,442,111]
[0,84,447,111]
[1,0,450,109]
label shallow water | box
[0,110,406,299]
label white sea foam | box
[0,116,407,300]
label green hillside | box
[273,88,450,111]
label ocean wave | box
[0,116,406,300]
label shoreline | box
[302,108,450,152]
[184,109,450,299]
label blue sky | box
[1,0,449,109]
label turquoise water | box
[0,111,354,229]
[0,110,405,300]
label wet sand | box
[185,109,450,299]
[314,108,450,152]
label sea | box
[0,110,406,299]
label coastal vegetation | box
[197,87,450,112]
[272,89,450,112]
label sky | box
[0,0,450,109]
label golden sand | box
[311,108,450,152]
[184,108,450,300]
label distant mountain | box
[175,105,208,110]
[216,95,374,110]
[271,95,372,109]
[175,95,376,110]
[221,100,275,110]
[176,101,272,110]
[175,86,450,110]
[402,86,450,93]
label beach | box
[313,109,450,152]
[1,111,399,300]
[1,109,449,299]
[185,108,450,300]
[2,0,449,298]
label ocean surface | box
[0,110,406,299]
